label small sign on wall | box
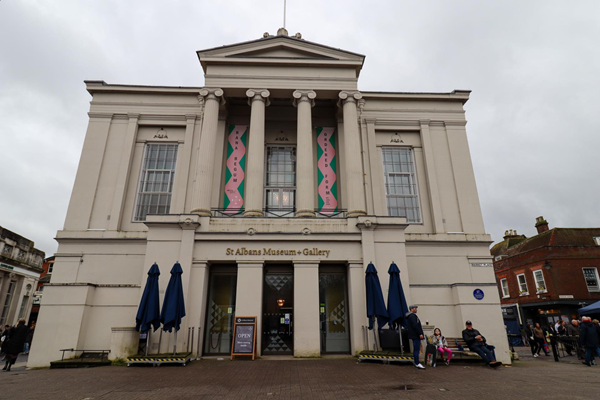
[473,289,484,300]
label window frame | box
[263,144,297,216]
[381,147,422,223]
[500,278,509,298]
[593,237,600,246]
[583,267,600,292]
[516,273,528,295]
[532,269,547,293]
[133,142,179,222]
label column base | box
[242,209,264,217]
[190,208,212,217]
[347,210,367,217]
[295,209,315,218]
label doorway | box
[319,266,350,354]
[262,266,294,355]
[203,265,237,355]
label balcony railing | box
[211,208,347,218]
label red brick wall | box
[494,246,600,305]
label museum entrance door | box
[319,266,350,354]
[203,265,237,355]
[262,266,294,355]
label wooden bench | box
[427,337,493,362]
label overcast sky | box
[1,0,599,256]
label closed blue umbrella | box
[136,263,161,356]
[161,262,186,354]
[387,262,409,330]
[136,263,161,333]
[365,262,389,332]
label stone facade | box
[28,31,509,367]
[0,226,43,328]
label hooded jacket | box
[405,311,423,340]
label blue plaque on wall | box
[473,289,484,300]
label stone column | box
[190,88,224,216]
[293,90,317,217]
[243,89,270,217]
[339,91,367,217]
[293,261,320,356]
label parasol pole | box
[173,331,177,356]
[145,330,150,357]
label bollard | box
[550,336,559,362]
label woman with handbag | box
[533,322,549,356]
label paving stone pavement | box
[0,349,598,400]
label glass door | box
[203,266,237,355]
[262,267,294,355]
[319,267,350,354]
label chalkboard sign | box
[231,316,257,360]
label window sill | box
[519,292,529,296]
[502,295,510,299]
[536,290,548,294]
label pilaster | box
[293,261,320,356]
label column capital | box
[338,90,363,104]
[199,88,225,105]
[246,89,271,106]
[293,90,316,107]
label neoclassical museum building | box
[29,29,509,366]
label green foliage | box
[111,357,127,366]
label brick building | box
[29,255,54,324]
[491,217,600,327]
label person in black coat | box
[462,320,502,367]
[579,316,600,367]
[405,305,425,369]
[3,318,28,371]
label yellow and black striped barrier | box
[358,354,413,362]
[126,353,192,366]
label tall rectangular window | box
[517,274,528,295]
[583,268,599,292]
[533,269,546,293]
[134,143,178,221]
[264,145,296,216]
[0,281,16,326]
[382,147,421,222]
[18,295,29,319]
[500,278,509,298]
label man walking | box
[406,305,425,369]
[580,316,600,366]
[462,320,502,368]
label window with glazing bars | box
[264,145,296,214]
[134,143,178,221]
[382,147,421,222]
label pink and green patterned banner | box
[317,127,338,214]
[224,125,247,213]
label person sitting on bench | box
[462,320,502,368]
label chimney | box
[535,216,549,234]
[503,229,519,240]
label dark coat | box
[579,321,600,349]
[4,323,28,355]
[567,324,579,336]
[405,312,423,340]
[462,327,486,349]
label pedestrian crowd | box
[523,316,600,367]
[0,318,35,372]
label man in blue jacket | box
[462,320,502,368]
[406,305,425,369]
[580,316,600,366]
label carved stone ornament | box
[246,89,271,107]
[364,220,372,227]
[199,88,225,105]
[301,227,312,235]
[293,90,316,107]
[247,228,256,236]
[338,91,363,104]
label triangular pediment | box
[197,35,365,73]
